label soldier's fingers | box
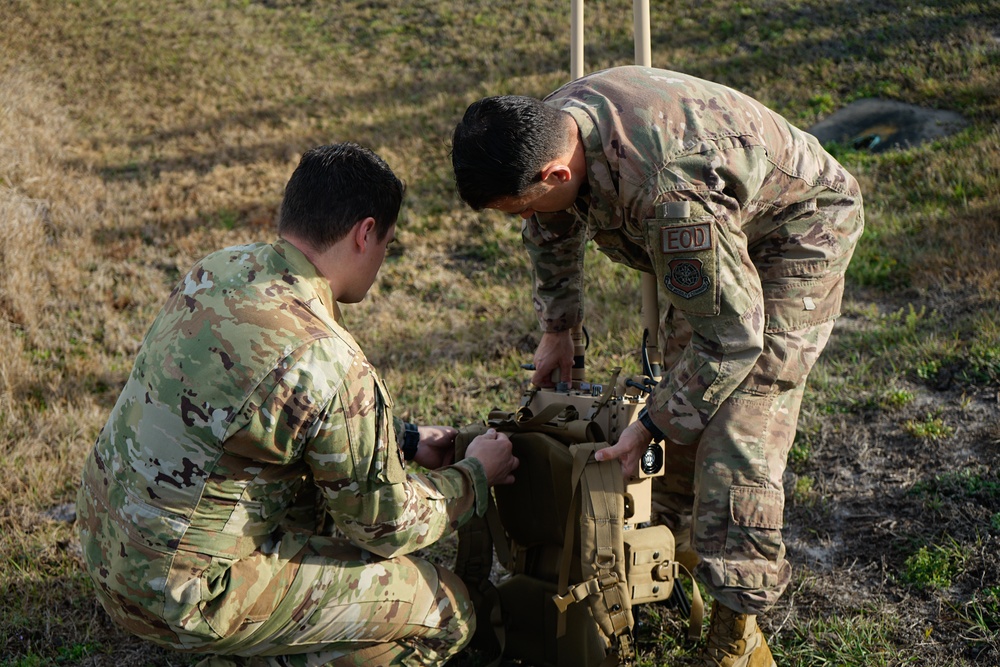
[623,453,640,476]
[531,368,554,387]
[594,442,626,462]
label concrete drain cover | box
[807,98,968,152]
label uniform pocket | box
[644,202,721,317]
[763,272,844,333]
[729,485,784,530]
[196,552,277,638]
[371,374,407,485]
[722,485,785,589]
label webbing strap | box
[485,499,512,571]
[581,458,631,639]
[554,445,591,636]
[514,401,572,428]
[493,402,606,444]
[679,562,706,641]
[552,444,635,665]
[579,450,634,667]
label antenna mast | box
[571,1,662,382]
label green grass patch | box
[963,586,1000,641]
[912,467,1000,503]
[902,412,954,441]
[793,475,817,506]
[878,387,916,409]
[901,539,966,590]
[788,429,814,467]
[774,611,918,666]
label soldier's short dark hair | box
[278,143,404,249]
[451,96,568,210]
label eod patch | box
[644,200,720,316]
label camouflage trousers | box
[652,312,836,616]
[183,535,474,667]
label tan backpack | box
[455,403,703,667]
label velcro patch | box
[661,223,712,253]
[665,258,710,298]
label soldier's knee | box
[435,565,476,641]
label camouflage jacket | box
[526,66,864,444]
[77,240,488,644]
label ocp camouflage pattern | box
[77,239,487,662]
[524,66,863,614]
[527,65,863,446]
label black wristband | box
[638,409,665,442]
[401,422,420,461]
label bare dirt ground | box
[776,398,1000,664]
[749,292,1000,665]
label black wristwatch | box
[637,408,665,442]
[401,422,420,461]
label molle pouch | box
[644,200,720,317]
[623,525,676,604]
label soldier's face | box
[489,179,580,220]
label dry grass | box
[1,0,999,665]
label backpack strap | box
[491,402,606,444]
[552,444,635,666]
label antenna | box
[570,1,662,382]
[633,0,662,379]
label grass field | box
[2,1,999,665]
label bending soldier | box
[77,143,518,666]
[451,66,864,667]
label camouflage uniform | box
[76,240,490,665]
[525,66,864,615]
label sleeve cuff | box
[638,408,666,442]
[455,457,490,517]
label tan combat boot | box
[702,601,776,667]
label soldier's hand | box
[594,419,653,480]
[413,425,458,470]
[466,429,519,486]
[532,331,574,387]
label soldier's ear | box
[353,217,378,253]
[540,161,572,185]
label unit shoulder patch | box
[665,257,711,299]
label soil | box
[771,384,1000,665]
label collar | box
[271,238,344,327]
[559,106,617,229]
